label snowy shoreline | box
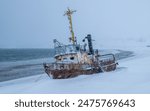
[1,45,150,93]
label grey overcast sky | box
[0,0,150,48]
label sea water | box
[0,49,54,82]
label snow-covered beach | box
[0,39,150,94]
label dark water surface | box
[0,49,54,62]
[0,49,54,82]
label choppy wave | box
[0,49,54,82]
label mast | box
[64,8,76,44]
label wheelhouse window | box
[55,44,80,55]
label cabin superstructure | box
[43,8,118,79]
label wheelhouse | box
[54,44,81,63]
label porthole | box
[70,57,74,60]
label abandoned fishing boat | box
[43,8,118,79]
